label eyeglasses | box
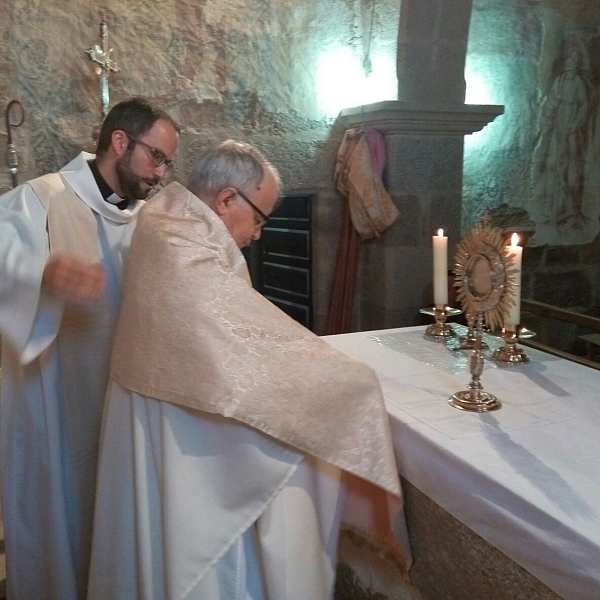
[125,134,174,170]
[235,189,270,228]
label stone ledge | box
[338,101,504,136]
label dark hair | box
[96,97,180,156]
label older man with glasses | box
[0,96,179,600]
[87,140,401,600]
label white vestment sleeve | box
[0,184,64,363]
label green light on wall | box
[464,65,502,151]
[316,48,397,117]
[465,67,494,105]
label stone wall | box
[402,479,562,600]
[0,0,399,334]
[464,0,600,336]
[4,0,600,338]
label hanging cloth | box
[337,128,400,240]
[325,128,400,334]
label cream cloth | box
[111,182,400,497]
[335,129,400,240]
[29,172,100,262]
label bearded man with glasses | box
[0,96,179,600]
[88,140,401,600]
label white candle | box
[433,229,448,306]
[505,233,522,328]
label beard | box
[115,150,158,200]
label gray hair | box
[187,140,281,205]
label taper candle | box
[505,233,522,328]
[433,229,448,306]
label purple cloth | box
[365,127,386,177]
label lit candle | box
[505,233,522,328]
[433,229,448,307]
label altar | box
[325,325,600,600]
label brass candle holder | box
[491,325,535,364]
[420,305,461,338]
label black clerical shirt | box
[89,160,130,210]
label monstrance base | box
[449,390,502,412]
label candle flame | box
[511,232,519,246]
[437,229,444,237]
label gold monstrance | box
[450,219,518,412]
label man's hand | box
[42,254,106,303]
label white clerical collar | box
[106,192,131,209]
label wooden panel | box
[266,296,310,325]
[270,195,310,220]
[263,228,309,259]
[244,195,313,330]
[263,262,310,298]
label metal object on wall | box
[85,12,120,118]
[5,100,25,188]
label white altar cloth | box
[325,326,600,600]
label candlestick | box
[420,305,461,338]
[505,233,522,327]
[492,325,535,364]
[433,229,448,306]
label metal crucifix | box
[85,12,120,118]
